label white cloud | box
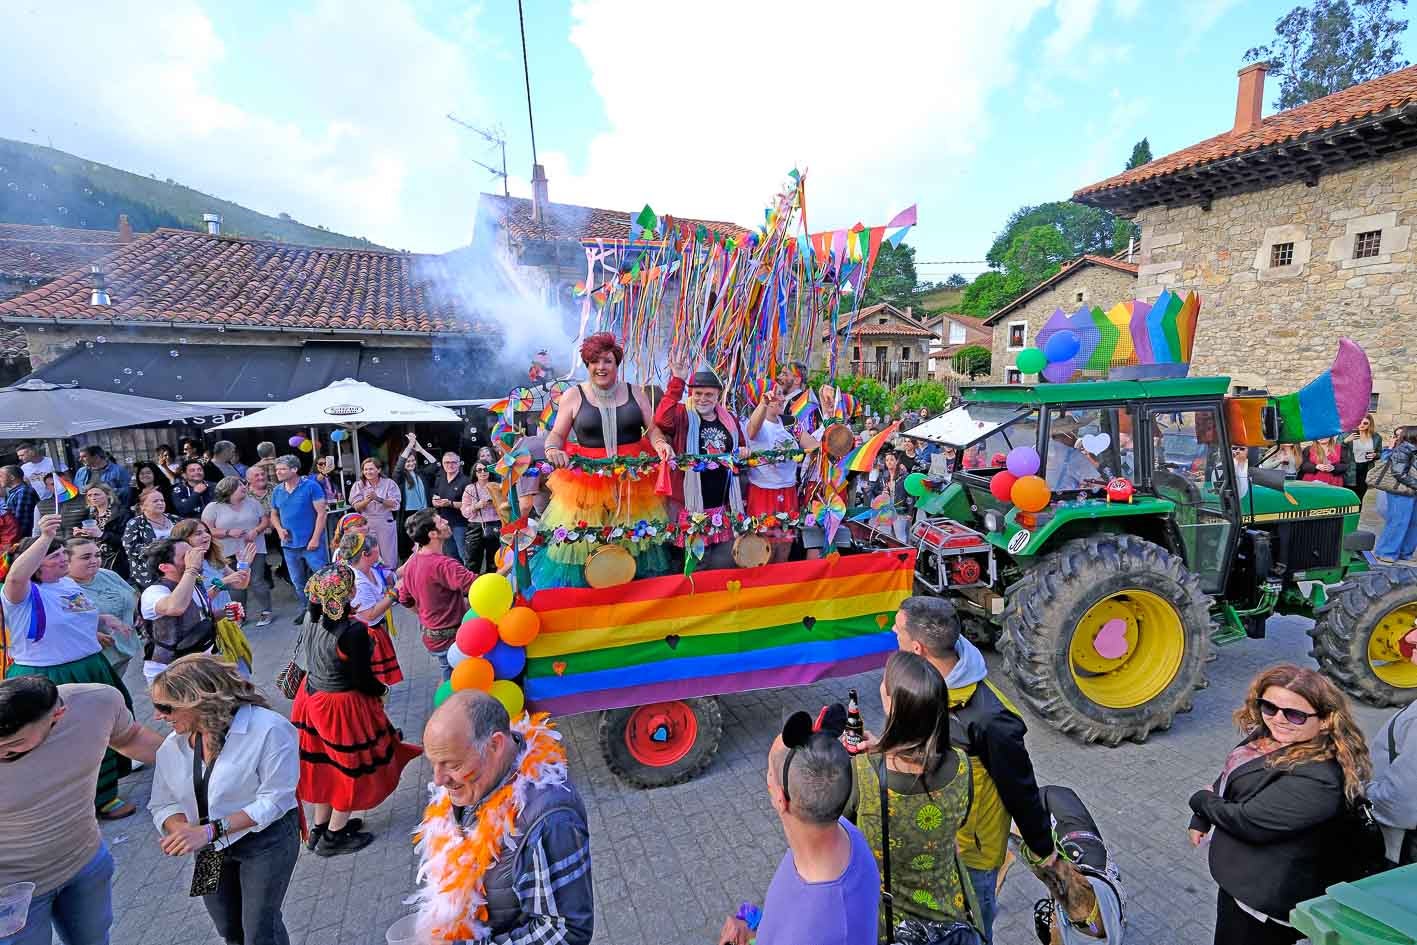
[0,0,485,251]
[1045,0,1103,61]
[532,0,1050,244]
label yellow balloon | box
[298,440,314,453]
[467,572,514,620]
[488,679,525,718]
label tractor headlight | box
[984,510,1003,533]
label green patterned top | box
[852,747,981,938]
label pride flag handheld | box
[53,473,79,512]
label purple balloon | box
[287,435,304,448]
[1006,446,1041,477]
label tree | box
[944,273,968,288]
[1245,0,1409,109]
[1126,138,1153,169]
[858,241,921,310]
[985,202,1123,270]
[950,345,992,379]
[1001,225,1072,285]
[808,371,892,417]
[957,270,1032,318]
[893,380,953,414]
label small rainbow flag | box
[53,474,79,503]
[844,422,899,473]
[538,400,557,434]
[741,378,769,407]
[788,389,816,421]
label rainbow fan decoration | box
[509,387,535,412]
[1032,290,1201,382]
[1273,338,1372,442]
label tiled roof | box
[1076,64,1417,199]
[981,255,1138,327]
[0,326,28,362]
[0,228,500,335]
[926,315,992,348]
[478,193,748,244]
[0,223,128,281]
[850,323,935,338]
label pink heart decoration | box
[1094,618,1130,660]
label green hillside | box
[0,137,381,249]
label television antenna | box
[446,114,508,197]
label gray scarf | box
[683,405,743,515]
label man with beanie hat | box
[654,356,746,569]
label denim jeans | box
[443,524,467,564]
[281,543,330,607]
[2,842,114,945]
[966,866,998,945]
[1376,492,1417,559]
[203,809,300,945]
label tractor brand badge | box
[1007,529,1031,554]
[1105,477,1135,503]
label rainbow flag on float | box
[523,552,914,716]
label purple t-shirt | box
[756,819,880,945]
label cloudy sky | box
[2,1,1412,277]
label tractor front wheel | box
[1000,535,1212,746]
[598,697,724,788]
[1311,565,1417,707]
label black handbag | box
[876,754,982,945]
[188,738,224,897]
[274,623,306,700]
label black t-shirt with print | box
[696,418,732,509]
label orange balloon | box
[1010,474,1052,513]
[498,606,542,647]
[450,656,494,693]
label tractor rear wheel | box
[1311,565,1417,707]
[1000,534,1212,746]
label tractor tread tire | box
[598,697,724,789]
[1310,564,1417,708]
[999,534,1212,746]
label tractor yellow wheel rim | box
[1069,590,1186,710]
[1368,604,1417,690]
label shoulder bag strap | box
[192,737,217,827]
[875,755,894,936]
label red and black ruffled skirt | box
[291,685,421,811]
[366,621,403,686]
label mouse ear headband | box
[778,704,848,805]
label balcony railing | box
[848,360,922,386]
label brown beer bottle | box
[844,687,865,754]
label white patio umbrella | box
[208,378,464,491]
[0,379,215,439]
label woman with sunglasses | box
[460,462,503,574]
[147,654,300,945]
[846,651,983,944]
[1188,664,1371,945]
[1368,621,1417,867]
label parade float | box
[903,292,1417,745]
[434,172,924,787]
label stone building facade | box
[1131,149,1416,416]
[982,256,1138,383]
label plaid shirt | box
[3,483,37,536]
[456,806,593,945]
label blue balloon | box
[329,429,348,442]
[486,640,527,680]
[1043,330,1081,364]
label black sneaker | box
[293,612,305,626]
[307,818,364,851]
[315,827,375,857]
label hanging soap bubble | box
[178,337,188,344]
[175,375,183,381]
[169,350,179,357]
[175,395,183,400]
[304,356,312,363]
[370,356,380,364]
[136,371,144,377]
[97,200,104,207]
[123,367,132,375]
[57,207,68,215]
[96,335,107,343]
[6,182,17,191]
[433,354,442,362]
[79,220,86,226]
[113,378,121,385]
[85,341,94,348]
[215,326,224,333]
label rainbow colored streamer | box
[524,551,915,716]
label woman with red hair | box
[534,332,674,588]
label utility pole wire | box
[518,0,539,167]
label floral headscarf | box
[331,512,368,551]
[304,563,356,621]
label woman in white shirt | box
[2,513,139,819]
[744,387,807,563]
[148,654,300,945]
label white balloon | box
[445,642,470,668]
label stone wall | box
[988,263,1137,382]
[1133,147,1417,423]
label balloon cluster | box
[287,434,317,454]
[1014,329,1081,378]
[433,574,538,718]
[987,446,1052,514]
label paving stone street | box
[97,579,1394,945]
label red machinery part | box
[948,557,982,585]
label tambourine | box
[585,544,637,588]
[823,424,856,460]
[731,534,772,568]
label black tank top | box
[572,384,645,449]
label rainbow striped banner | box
[524,550,915,716]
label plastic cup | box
[385,913,423,945]
[0,881,35,937]
[81,519,98,532]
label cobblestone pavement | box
[97,579,1394,945]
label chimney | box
[530,165,549,223]
[1234,62,1270,134]
[117,213,133,243]
[89,264,110,307]
[202,212,222,236]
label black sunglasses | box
[1258,698,1317,726]
[152,702,174,715]
[475,466,488,473]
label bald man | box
[417,692,593,944]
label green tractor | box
[906,375,1417,745]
